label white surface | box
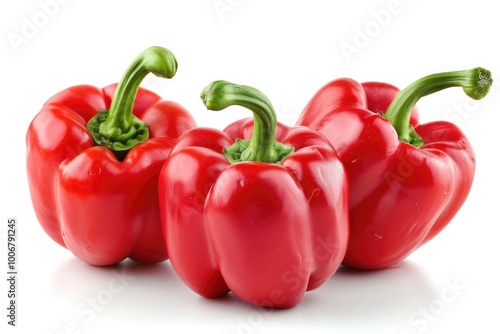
[2,0,499,333]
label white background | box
[2,0,499,333]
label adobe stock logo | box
[7,0,71,54]
[399,278,467,334]
[47,267,135,334]
[442,81,497,126]
[339,0,414,63]
[212,0,244,21]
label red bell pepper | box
[159,81,349,308]
[297,68,492,269]
[26,46,196,266]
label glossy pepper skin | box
[159,81,349,308]
[297,68,492,269]
[26,47,196,266]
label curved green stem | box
[87,46,178,156]
[201,80,294,164]
[384,67,492,148]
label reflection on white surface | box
[43,258,444,334]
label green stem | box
[384,67,492,148]
[87,46,178,156]
[201,80,294,164]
